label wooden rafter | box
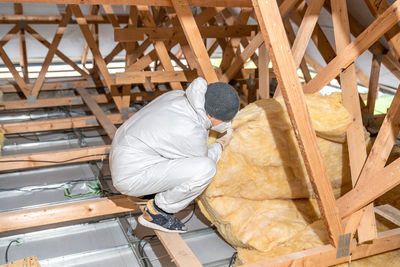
[331,0,377,243]
[25,26,90,79]
[303,0,400,94]
[138,5,183,90]
[0,145,110,171]
[70,4,123,111]
[171,0,219,83]
[81,5,99,67]
[14,3,29,84]
[0,0,254,6]
[338,85,400,218]
[30,7,72,97]
[252,0,343,246]
[75,87,117,139]
[0,195,137,234]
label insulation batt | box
[199,93,400,265]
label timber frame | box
[1,0,400,266]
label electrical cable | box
[182,203,196,224]
[5,240,19,263]
[137,235,157,267]
[0,153,108,164]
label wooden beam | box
[364,0,400,60]
[166,7,199,71]
[258,43,269,99]
[0,145,110,171]
[291,2,337,68]
[0,79,96,93]
[14,3,29,84]
[220,32,263,83]
[31,7,72,97]
[303,0,400,93]
[0,24,20,47]
[155,231,203,267]
[116,70,198,84]
[338,88,400,219]
[241,228,400,267]
[291,0,325,67]
[331,0,377,243]
[220,0,297,83]
[366,54,382,121]
[0,113,132,134]
[70,4,122,110]
[0,46,29,97]
[138,5,183,90]
[0,0,253,7]
[75,87,117,139]
[0,14,130,24]
[253,0,343,246]
[375,205,400,226]
[1,91,165,110]
[0,195,137,234]
[81,5,99,67]
[338,156,400,219]
[324,1,400,82]
[171,0,219,83]
[25,26,90,79]
[114,25,258,42]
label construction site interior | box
[2,0,400,266]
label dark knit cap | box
[204,82,240,121]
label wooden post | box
[366,54,382,124]
[70,4,123,111]
[25,25,90,79]
[31,7,72,97]
[0,46,29,97]
[171,0,219,83]
[303,0,400,93]
[338,85,400,218]
[0,196,137,234]
[138,5,183,90]
[258,43,270,99]
[14,3,29,84]
[75,87,117,139]
[252,0,343,246]
[331,0,377,243]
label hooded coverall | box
[110,78,222,213]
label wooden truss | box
[2,0,400,266]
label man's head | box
[204,82,240,127]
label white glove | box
[216,128,233,149]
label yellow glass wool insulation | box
[198,93,400,265]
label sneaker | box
[138,199,188,233]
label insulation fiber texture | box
[199,93,400,265]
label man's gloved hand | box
[216,128,233,149]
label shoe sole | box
[138,215,187,233]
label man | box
[110,77,240,233]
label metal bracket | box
[336,233,351,258]
[27,95,37,104]
[121,107,129,120]
[85,118,98,125]
[71,97,83,104]
[17,20,27,29]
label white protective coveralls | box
[110,77,222,213]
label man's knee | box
[193,157,217,181]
